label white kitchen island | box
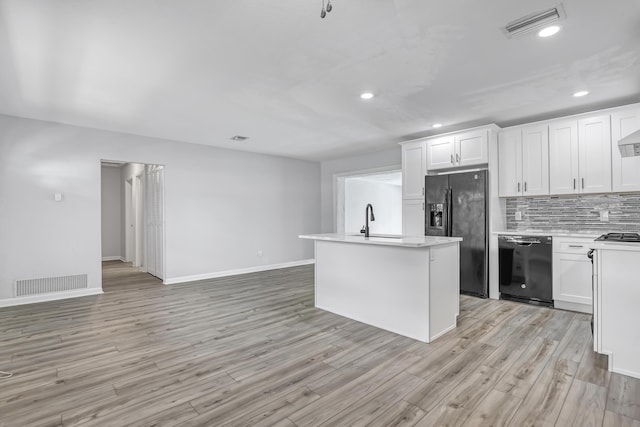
[299,233,462,343]
[591,241,640,380]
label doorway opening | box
[101,160,165,284]
[335,169,402,235]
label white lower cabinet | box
[402,199,424,237]
[552,237,593,313]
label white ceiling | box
[1,0,639,161]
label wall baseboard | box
[102,256,125,262]
[164,259,315,285]
[0,288,104,308]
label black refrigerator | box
[425,170,488,298]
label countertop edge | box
[299,233,462,248]
[493,231,601,239]
[589,242,640,252]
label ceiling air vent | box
[230,135,249,141]
[501,4,566,39]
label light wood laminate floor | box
[1,261,639,426]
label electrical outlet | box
[257,250,263,257]
[600,210,609,222]
[515,211,523,221]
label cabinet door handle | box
[582,178,585,189]
[456,153,460,163]
[450,154,454,164]
[524,182,527,192]
[568,245,584,248]
[422,202,424,211]
[573,178,576,190]
[517,182,521,192]
[422,187,424,196]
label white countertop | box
[299,233,462,248]
[494,230,601,239]
[590,241,640,252]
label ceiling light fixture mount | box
[502,3,566,39]
[360,92,374,100]
[320,0,333,18]
[230,135,249,141]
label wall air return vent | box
[15,274,88,297]
[501,4,566,39]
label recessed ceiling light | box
[360,92,374,100]
[573,90,589,97]
[538,25,560,37]
[432,123,443,128]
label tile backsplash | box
[506,193,640,233]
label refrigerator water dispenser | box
[429,204,444,228]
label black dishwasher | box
[498,235,553,307]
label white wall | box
[0,114,320,302]
[100,166,123,259]
[344,179,402,235]
[320,147,401,233]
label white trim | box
[164,259,315,285]
[0,288,103,307]
[553,300,592,314]
[102,256,125,262]
[611,366,640,380]
[428,323,457,342]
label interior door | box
[145,165,165,280]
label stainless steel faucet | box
[363,203,375,238]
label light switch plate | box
[54,192,63,202]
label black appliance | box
[425,170,488,297]
[498,235,553,307]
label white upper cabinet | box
[456,130,488,167]
[521,125,550,196]
[402,199,424,236]
[549,120,579,194]
[549,116,612,194]
[611,109,640,192]
[498,129,522,197]
[426,130,488,171]
[401,140,426,199]
[426,135,455,170]
[578,115,611,193]
[498,125,549,197]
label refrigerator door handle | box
[447,187,453,237]
[444,188,449,236]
